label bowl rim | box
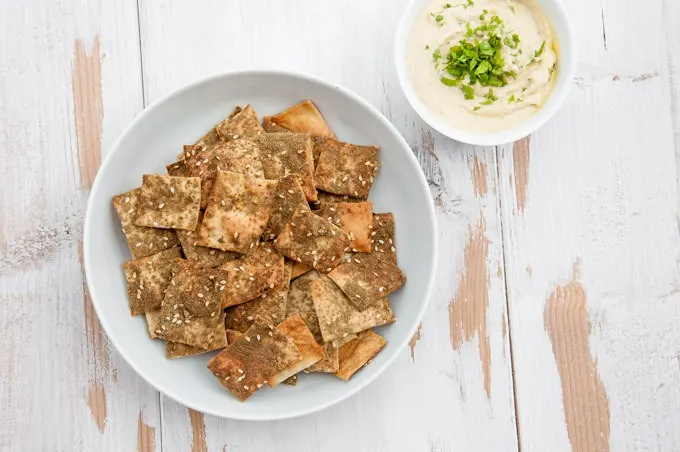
[394,0,577,146]
[83,69,439,420]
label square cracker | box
[176,211,239,268]
[371,213,397,264]
[166,341,225,359]
[263,100,335,138]
[335,330,386,381]
[315,190,363,204]
[262,118,290,133]
[307,341,339,373]
[269,314,324,387]
[263,175,310,240]
[112,189,180,259]
[283,375,298,385]
[154,260,228,350]
[309,275,395,343]
[216,104,264,142]
[123,247,182,315]
[198,170,277,253]
[315,202,373,253]
[224,261,292,331]
[327,253,406,311]
[207,316,302,401]
[257,133,317,202]
[134,175,201,230]
[314,139,379,199]
[274,209,349,273]
[172,141,265,209]
[226,329,244,345]
[193,105,244,148]
[220,243,286,308]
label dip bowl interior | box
[395,0,577,146]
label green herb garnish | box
[433,48,442,61]
[425,44,430,50]
[440,77,461,87]
[461,84,475,99]
[435,14,444,22]
[534,41,546,58]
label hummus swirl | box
[406,0,558,133]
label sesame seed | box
[268,331,273,336]
[210,312,216,317]
[379,286,385,292]
[234,232,239,239]
[247,316,254,321]
[355,294,361,298]
[245,336,251,342]
[238,368,244,374]
[378,239,385,244]
[391,246,396,252]
[221,200,226,206]
[257,383,263,388]
[205,300,210,307]
[269,283,275,288]
[326,267,332,272]
[243,385,249,390]
[155,329,162,334]
[256,335,261,341]
[170,187,175,194]
[197,293,204,298]
[354,258,360,264]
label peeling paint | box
[513,137,531,214]
[189,409,207,452]
[137,411,156,452]
[408,323,423,362]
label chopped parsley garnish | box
[425,44,430,50]
[435,14,444,22]
[534,41,546,58]
[461,84,475,99]
[433,48,442,61]
[440,77,460,87]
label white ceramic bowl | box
[395,0,577,146]
[83,70,437,420]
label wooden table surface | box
[2,0,680,451]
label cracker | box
[263,100,335,138]
[123,247,182,315]
[166,341,224,359]
[134,175,201,230]
[220,243,286,308]
[112,189,180,259]
[327,253,405,310]
[263,175,310,240]
[262,117,291,133]
[207,316,302,401]
[154,260,228,350]
[370,213,397,264]
[194,106,244,148]
[307,341,339,373]
[269,314,324,387]
[145,310,162,338]
[215,104,264,142]
[309,275,395,343]
[176,211,240,268]
[314,139,379,199]
[315,202,373,253]
[257,133,317,202]
[198,170,277,253]
[176,142,265,209]
[335,330,386,381]
[286,271,322,340]
[274,209,349,273]
[315,191,363,204]
[224,260,292,330]
[290,261,312,280]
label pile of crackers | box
[113,100,406,401]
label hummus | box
[406,0,558,133]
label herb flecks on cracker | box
[274,209,349,273]
[314,138,379,199]
[315,201,373,253]
[269,314,325,387]
[134,174,201,230]
[123,247,182,316]
[257,133,317,202]
[327,252,405,311]
[216,104,264,142]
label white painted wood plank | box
[0,0,161,450]
[498,0,680,451]
[138,0,518,450]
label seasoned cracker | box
[134,175,201,230]
[370,213,397,264]
[166,341,225,359]
[226,329,244,345]
[145,310,162,338]
[335,330,386,381]
[112,189,180,259]
[315,191,363,204]
[274,209,349,273]
[307,341,339,373]
[290,261,312,280]
[207,316,302,401]
[220,243,286,308]
[263,100,335,138]
[215,104,264,142]
[198,170,277,253]
[283,375,298,385]
[286,271,322,340]
[176,211,239,268]
[269,314,324,387]
[179,141,265,209]
[327,252,405,310]
[257,133,317,202]
[123,247,182,315]
[315,202,373,252]
[309,275,395,343]
[154,260,228,350]
[224,260,292,330]
[314,139,379,199]
[194,106,244,148]
[263,175,310,240]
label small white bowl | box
[83,70,437,420]
[395,0,577,146]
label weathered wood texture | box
[2,0,679,450]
